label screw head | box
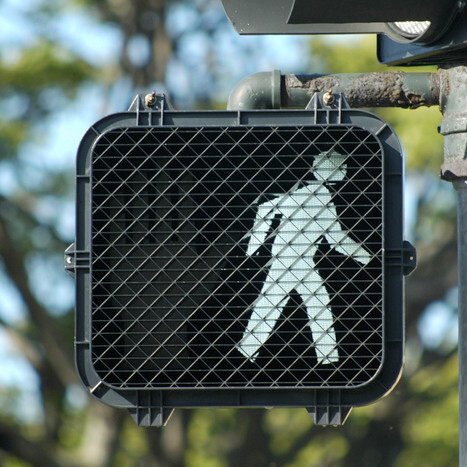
[145,91,156,107]
[323,90,334,106]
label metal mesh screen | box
[91,125,383,390]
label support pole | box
[439,65,467,467]
[454,179,467,465]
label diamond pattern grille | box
[91,125,384,389]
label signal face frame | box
[71,100,408,425]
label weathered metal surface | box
[439,66,467,180]
[282,72,439,109]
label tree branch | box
[0,422,63,467]
[0,216,77,387]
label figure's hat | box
[313,150,347,181]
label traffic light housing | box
[377,11,467,66]
[221,0,467,65]
[67,94,415,425]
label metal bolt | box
[323,90,334,106]
[145,91,156,107]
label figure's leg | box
[237,269,288,361]
[297,277,339,365]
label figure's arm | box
[325,220,373,265]
[244,203,275,256]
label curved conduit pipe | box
[227,70,282,110]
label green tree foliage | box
[396,354,458,467]
[0,2,459,466]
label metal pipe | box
[227,70,281,110]
[440,66,467,180]
[227,70,439,110]
[454,178,467,467]
[440,66,467,467]
[283,72,439,109]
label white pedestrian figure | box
[237,150,372,364]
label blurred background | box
[0,0,458,465]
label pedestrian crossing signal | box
[68,93,415,426]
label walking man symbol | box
[237,150,372,364]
